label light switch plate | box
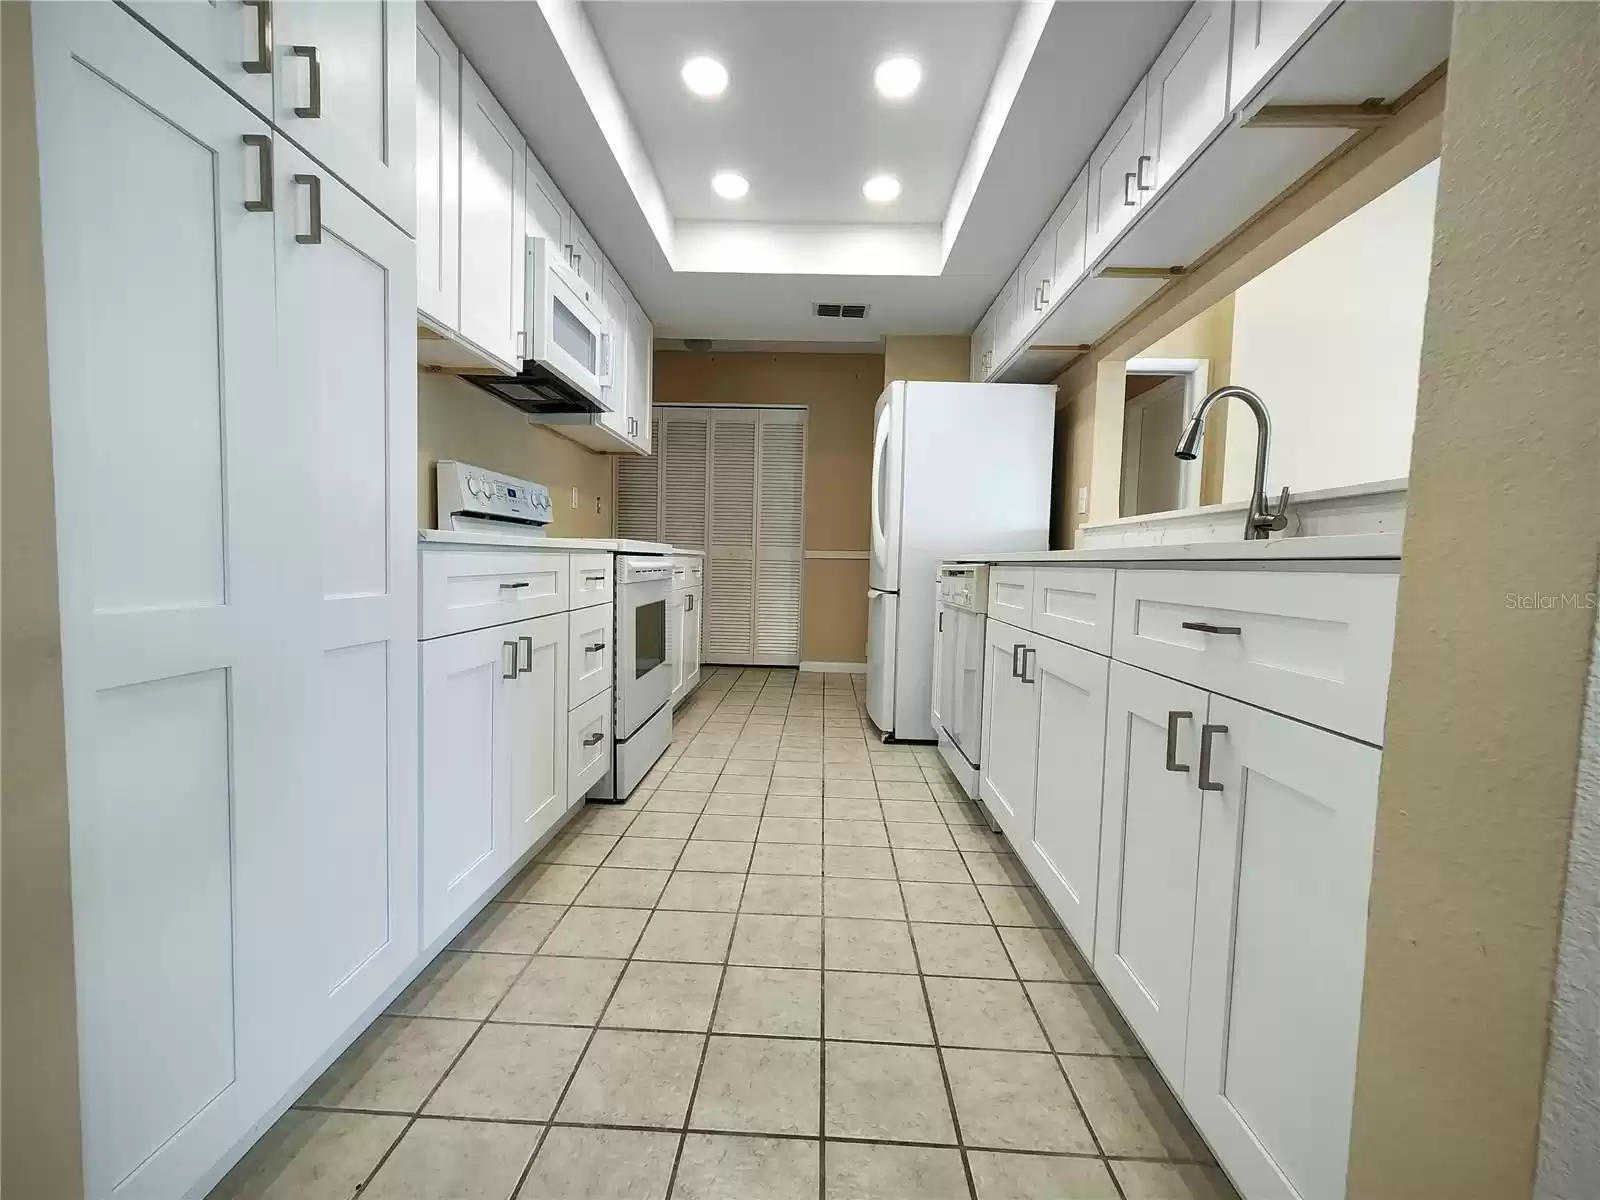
[1076,486,1089,516]
[571,487,578,509]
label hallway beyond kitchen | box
[208,668,1235,1200]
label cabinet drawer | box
[1111,569,1398,744]
[421,549,569,639]
[1031,567,1115,654]
[568,689,612,802]
[569,603,614,710]
[570,553,615,609]
[987,567,1035,628]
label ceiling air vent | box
[814,302,871,319]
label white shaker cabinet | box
[120,0,276,114]
[1051,168,1091,304]
[1184,698,1381,1200]
[420,625,515,946]
[1230,0,1338,110]
[598,267,631,434]
[414,0,460,327]
[978,619,1038,842]
[569,603,614,710]
[1086,80,1149,261]
[526,148,571,249]
[568,208,601,288]
[684,583,703,698]
[1025,635,1110,954]
[508,613,569,858]
[1094,660,1208,1076]
[271,0,415,233]
[1142,1,1233,199]
[457,57,525,370]
[629,300,656,452]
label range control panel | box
[436,460,553,528]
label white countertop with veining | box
[946,533,1402,565]
[419,530,702,555]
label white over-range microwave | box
[462,237,613,415]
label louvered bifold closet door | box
[659,410,710,552]
[705,410,758,662]
[754,409,806,664]
[613,414,661,540]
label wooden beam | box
[1244,101,1395,129]
[1096,266,1187,280]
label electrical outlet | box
[571,487,578,509]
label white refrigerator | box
[866,380,1056,741]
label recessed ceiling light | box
[862,174,901,204]
[874,56,922,100]
[712,170,749,200]
[681,55,728,98]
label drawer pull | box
[585,642,607,653]
[1164,710,1192,773]
[1182,620,1241,636]
[582,571,607,582]
[499,581,530,591]
[1198,724,1228,792]
[502,641,519,680]
[583,731,605,747]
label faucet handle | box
[1262,486,1291,531]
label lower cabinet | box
[669,580,703,708]
[1094,661,1209,1075]
[979,618,1039,838]
[568,689,613,803]
[1183,697,1380,1200]
[420,613,567,946]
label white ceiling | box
[585,2,1018,225]
[432,0,1189,343]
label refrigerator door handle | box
[869,411,891,570]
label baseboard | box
[799,661,867,674]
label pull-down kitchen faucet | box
[1174,385,1291,541]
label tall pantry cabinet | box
[30,4,418,1198]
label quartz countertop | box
[419,530,702,555]
[946,532,1402,565]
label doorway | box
[1120,358,1208,518]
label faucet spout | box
[1173,385,1290,540]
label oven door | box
[618,572,672,737]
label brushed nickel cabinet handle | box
[242,134,273,212]
[502,641,519,679]
[517,330,527,359]
[583,731,605,746]
[499,581,530,591]
[1182,620,1242,636]
[1198,723,1228,792]
[1040,279,1050,306]
[1136,154,1153,191]
[1021,646,1037,684]
[1123,171,1137,207]
[291,45,321,118]
[242,0,272,74]
[686,593,694,612]
[518,635,533,671]
[1011,643,1025,678]
[585,641,607,653]
[293,173,321,244]
[1164,710,1192,773]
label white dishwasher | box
[933,563,990,803]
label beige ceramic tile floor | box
[211,669,1239,1200]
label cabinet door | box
[421,629,513,948]
[526,149,570,248]
[991,269,1023,364]
[568,689,612,805]
[629,301,654,451]
[274,139,420,1049]
[1026,637,1110,955]
[931,601,950,734]
[121,0,276,115]
[685,588,703,693]
[1051,167,1091,306]
[569,603,614,710]
[1086,80,1148,261]
[1185,699,1381,1200]
[415,1,460,328]
[32,8,287,1195]
[978,619,1038,843]
[1143,2,1232,200]
[509,614,568,857]
[1095,661,1207,1076]
[568,209,601,288]
[596,269,629,425]
[969,310,992,381]
[1230,1,1337,110]
[667,591,686,706]
[458,58,525,370]
[1018,231,1053,340]
[272,0,415,232]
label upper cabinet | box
[1229,0,1336,109]
[1142,2,1233,200]
[1085,81,1149,264]
[125,0,417,232]
[411,3,652,454]
[457,59,525,370]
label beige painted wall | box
[882,334,970,386]
[1,3,87,1194]
[653,351,884,663]
[417,370,615,537]
[1346,7,1600,1196]
[1130,294,1236,506]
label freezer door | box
[869,385,904,592]
[866,588,898,734]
